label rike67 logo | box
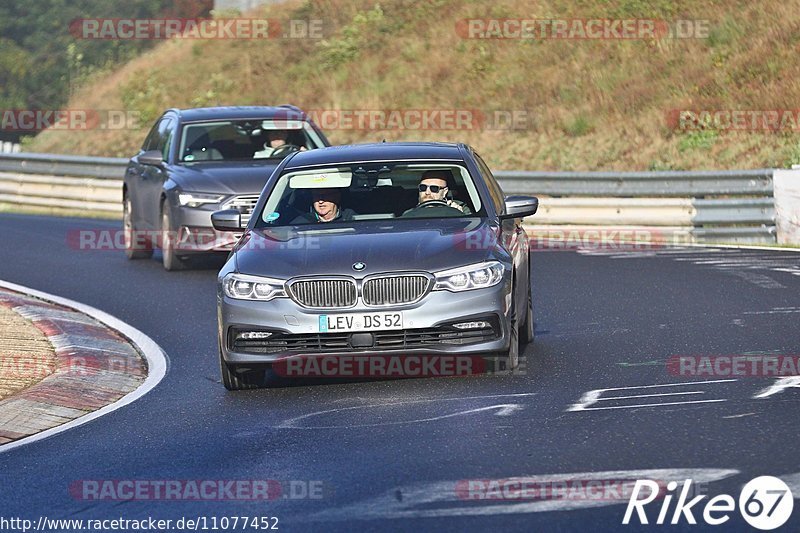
[623,476,793,530]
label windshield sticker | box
[289,170,352,188]
[265,212,280,222]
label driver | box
[402,170,470,215]
[253,130,306,158]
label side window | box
[156,118,174,160]
[141,120,161,152]
[474,153,505,214]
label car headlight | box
[223,273,287,301]
[433,261,505,292]
[177,192,225,208]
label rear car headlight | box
[178,192,225,208]
[223,273,287,301]
[433,261,505,292]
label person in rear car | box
[254,130,306,158]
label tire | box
[520,287,535,344]
[123,196,153,259]
[161,207,189,271]
[497,298,520,374]
[219,350,263,390]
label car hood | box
[234,218,509,278]
[167,161,280,195]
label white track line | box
[678,243,800,253]
[277,393,537,429]
[591,379,737,392]
[598,391,705,401]
[0,279,169,454]
[578,399,727,411]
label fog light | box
[236,331,273,340]
[452,321,490,330]
[178,226,192,244]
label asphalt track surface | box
[1,213,799,532]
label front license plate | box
[319,312,403,333]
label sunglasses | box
[418,184,447,193]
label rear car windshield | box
[178,119,325,163]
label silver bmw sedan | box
[212,142,538,389]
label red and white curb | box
[0,280,168,454]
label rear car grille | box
[362,275,430,305]
[230,325,498,354]
[223,195,260,225]
[288,279,358,308]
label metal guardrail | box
[495,169,774,196]
[0,152,779,243]
[497,169,776,243]
[0,152,127,179]
[0,153,126,216]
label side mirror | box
[211,209,244,231]
[500,195,539,219]
[139,150,164,166]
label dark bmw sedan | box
[211,142,538,389]
[123,105,330,270]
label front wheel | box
[123,196,153,259]
[219,350,264,390]
[520,288,535,344]
[496,301,520,373]
[161,208,189,271]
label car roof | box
[283,142,467,168]
[171,105,307,122]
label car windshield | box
[254,162,485,227]
[178,119,324,163]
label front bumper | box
[218,280,513,365]
[171,205,241,252]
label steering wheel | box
[417,199,450,208]
[269,144,301,158]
